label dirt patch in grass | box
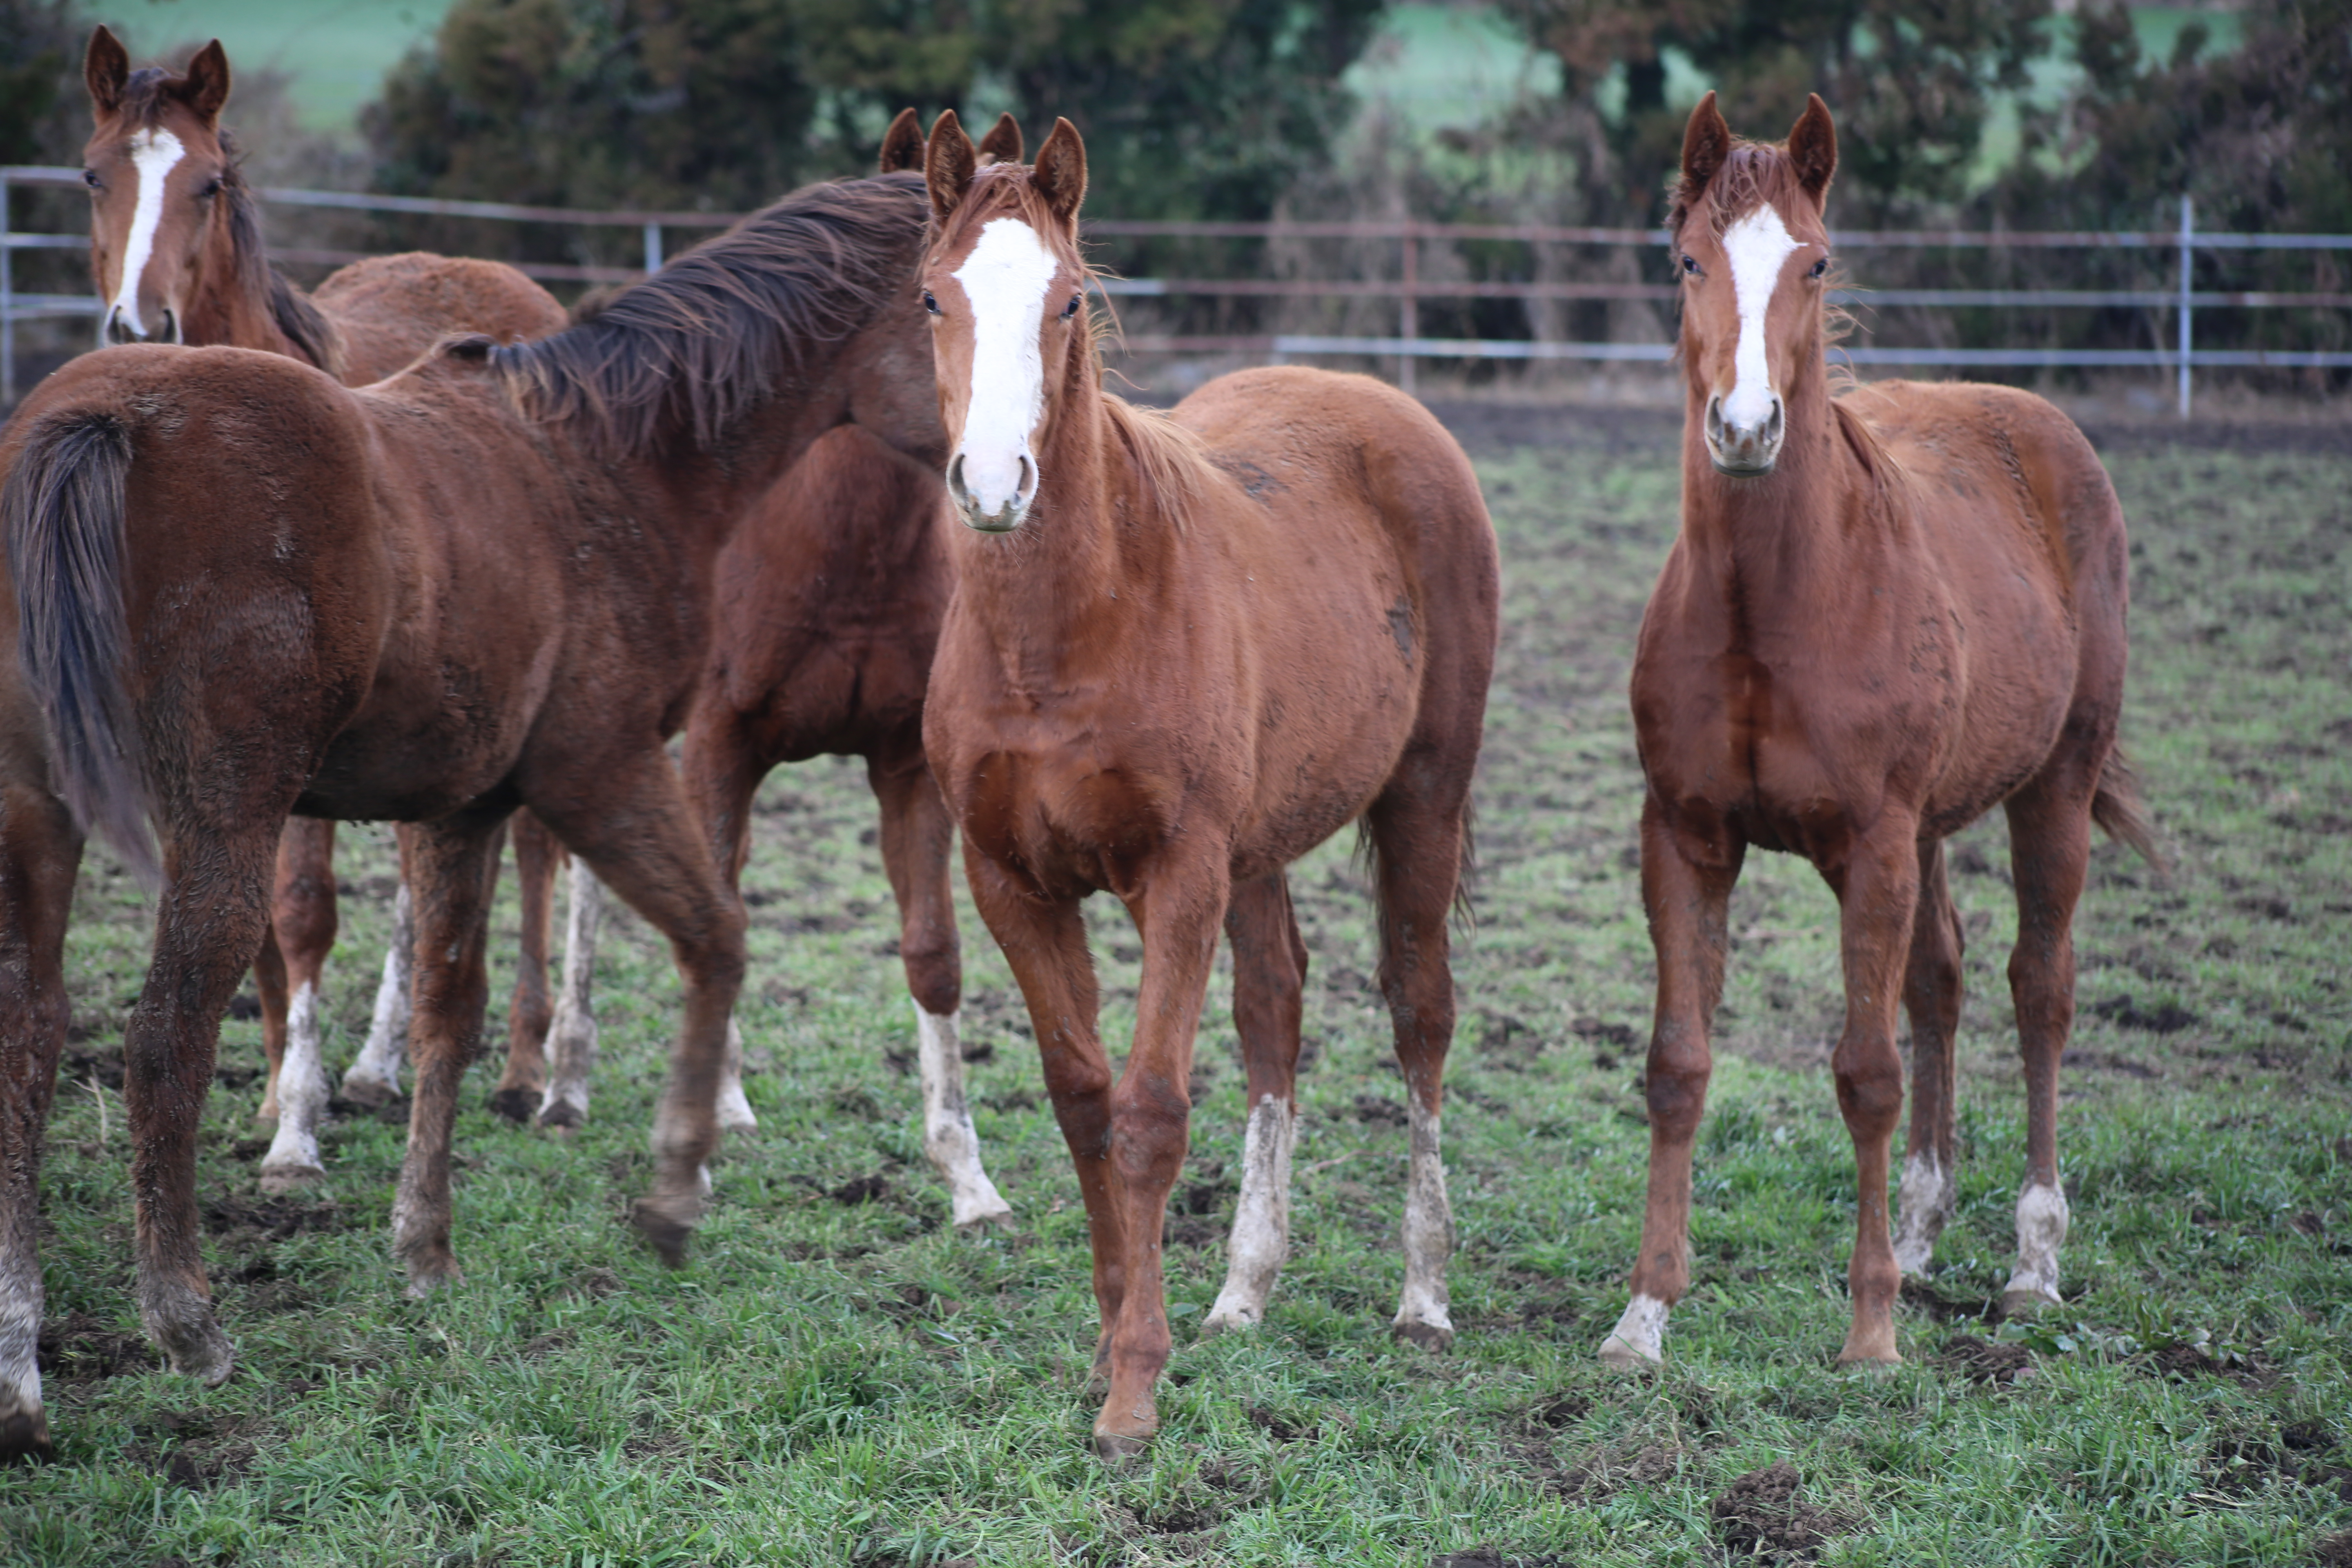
[2312,1528,2352,1567]
[1901,1278,2002,1323]
[201,1194,345,1241]
[1932,1334,2035,1386]
[1522,1437,1686,1503]
[1431,1551,1571,1568]
[130,1411,265,1490]
[36,1312,154,1381]
[1711,1461,1856,1562]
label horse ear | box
[85,25,129,117]
[924,109,978,223]
[878,107,924,174]
[1678,91,1732,211]
[976,112,1022,167]
[1032,118,1087,227]
[1788,94,1838,203]
[180,39,232,122]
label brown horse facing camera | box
[0,170,942,1463]
[1601,92,2157,1372]
[78,27,575,1190]
[918,112,1500,1456]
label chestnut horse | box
[523,109,1023,1227]
[0,171,941,1461]
[78,29,574,1189]
[918,113,1499,1455]
[1599,94,2156,1372]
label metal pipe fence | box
[9,165,2352,412]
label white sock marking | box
[260,982,327,1184]
[1205,1094,1295,1333]
[950,218,1061,519]
[716,1016,758,1132]
[1599,1292,1671,1367]
[1892,1149,1956,1276]
[1720,203,1801,433]
[915,1004,1010,1227]
[2005,1180,2069,1306]
[1392,1099,1454,1342]
[344,882,412,1100]
[0,1222,42,1441]
[105,127,186,342]
[536,862,604,1127]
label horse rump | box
[0,407,157,882]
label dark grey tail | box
[2,410,158,884]
[2092,747,2163,877]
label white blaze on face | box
[107,127,187,340]
[951,217,1062,517]
[1719,202,1802,432]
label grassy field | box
[3,411,2349,1566]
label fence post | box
[643,221,663,276]
[2177,195,2193,419]
[1399,223,1417,397]
[2,168,16,409]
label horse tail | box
[1,408,158,884]
[2092,746,2163,876]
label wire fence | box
[9,165,2352,412]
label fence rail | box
[10,167,2352,410]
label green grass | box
[3,424,2349,1565]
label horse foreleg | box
[1828,817,1921,1366]
[489,811,561,1125]
[390,810,506,1294]
[2002,770,2095,1316]
[533,860,604,1132]
[251,913,289,1123]
[681,711,764,1138]
[539,753,743,1265]
[869,741,1006,1227]
[127,826,278,1386]
[259,816,338,1191]
[1893,838,1965,1275]
[1202,871,1304,1336]
[1094,851,1227,1459]
[0,784,81,1463]
[962,848,1113,1382]
[1603,796,1741,1370]
[341,876,412,1105]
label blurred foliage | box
[0,0,83,169]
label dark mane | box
[491,173,930,457]
[215,133,345,378]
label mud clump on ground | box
[1933,1334,2035,1385]
[36,1312,154,1381]
[1711,1461,1855,1562]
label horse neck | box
[1676,360,1883,630]
[951,345,1144,684]
[178,204,306,361]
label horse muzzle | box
[947,449,1034,534]
[102,305,180,347]
[1705,389,1784,476]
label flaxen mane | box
[492,173,930,457]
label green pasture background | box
[1,416,2346,1566]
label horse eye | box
[1810,258,1829,279]
[198,177,223,199]
[1061,294,1082,320]
[1680,254,1701,277]
[82,169,102,190]
[922,290,940,316]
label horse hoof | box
[0,1410,55,1465]
[1092,1429,1152,1464]
[951,1198,1014,1232]
[1837,1352,1903,1376]
[2000,1288,2060,1320]
[257,1161,325,1195]
[1597,1335,1660,1372]
[339,1074,395,1109]
[1392,1318,1454,1353]
[631,1201,694,1268]
[535,1101,584,1133]
[1198,1307,1258,1340]
[487,1087,539,1126]
[157,1321,235,1388]
[715,1086,759,1133]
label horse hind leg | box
[489,811,561,1124]
[341,876,412,1105]
[0,783,82,1463]
[1202,870,1306,1336]
[534,859,605,1132]
[259,817,338,1192]
[1892,838,1964,1276]
[869,741,1006,1226]
[2001,766,2097,1316]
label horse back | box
[313,254,567,385]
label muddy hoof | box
[1392,1318,1454,1353]
[486,1087,539,1126]
[1198,1308,1257,1341]
[952,1202,1014,1233]
[631,1201,694,1268]
[535,1100,584,1133]
[0,1410,55,1464]
[1598,1336,1660,1372]
[1837,1352,1903,1376]
[401,1250,465,1298]
[2000,1288,2060,1320]
[339,1074,396,1109]
[257,1161,325,1195]
[1092,1429,1152,1464]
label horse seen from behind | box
[917,112,1499,1457]
[1601,92,2156,1372]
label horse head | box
[1670,91,1839,477]
[920,110,1091,533]
[80,27,236,349]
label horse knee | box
[1644,1064,1708,1140]
[900,931,960,1018]
[1833,1059,1904,1131]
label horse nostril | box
[161,308,180,345]
[1016,452,1035,500]
[945,452,968,501]
[1704,396,1725,443]
[1765,396,1784,445]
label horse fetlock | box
[2003,1180,2069,1309]
[1598,1293,1670,1369]
[1206,1094,1294,1334]
[1892,1150,1957,1275]
[715,1076,759,1133]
